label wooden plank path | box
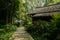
[9,27,34,40]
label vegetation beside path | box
[26,14,60,40]
[0,24,17,40]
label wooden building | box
[28,3,60,24]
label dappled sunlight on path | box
[9,27,34,40]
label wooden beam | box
[32,13,60,17]
[29,4,60,15]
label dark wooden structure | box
[28,3,60,24]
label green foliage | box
[0,24,17,40]
[51,13,60,28]
[0,0,19,39]
[26,13,60,40]
[4,24,17,32]
[26,23,50,40]
[0,0,19,40]
[0,32,13,40]
[0,24,17,33]
[49,0,60,5]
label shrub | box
[4,24,17,32]
[0,24,17,40]
[0,24,17,32]
[26,23,51,40]
[26,13,60,40]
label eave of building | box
[32,13,60,17]
[28,4,60,15]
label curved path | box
[9,27,34,40]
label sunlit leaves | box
[49,0,60,5]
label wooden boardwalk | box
[9,27,34,40]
